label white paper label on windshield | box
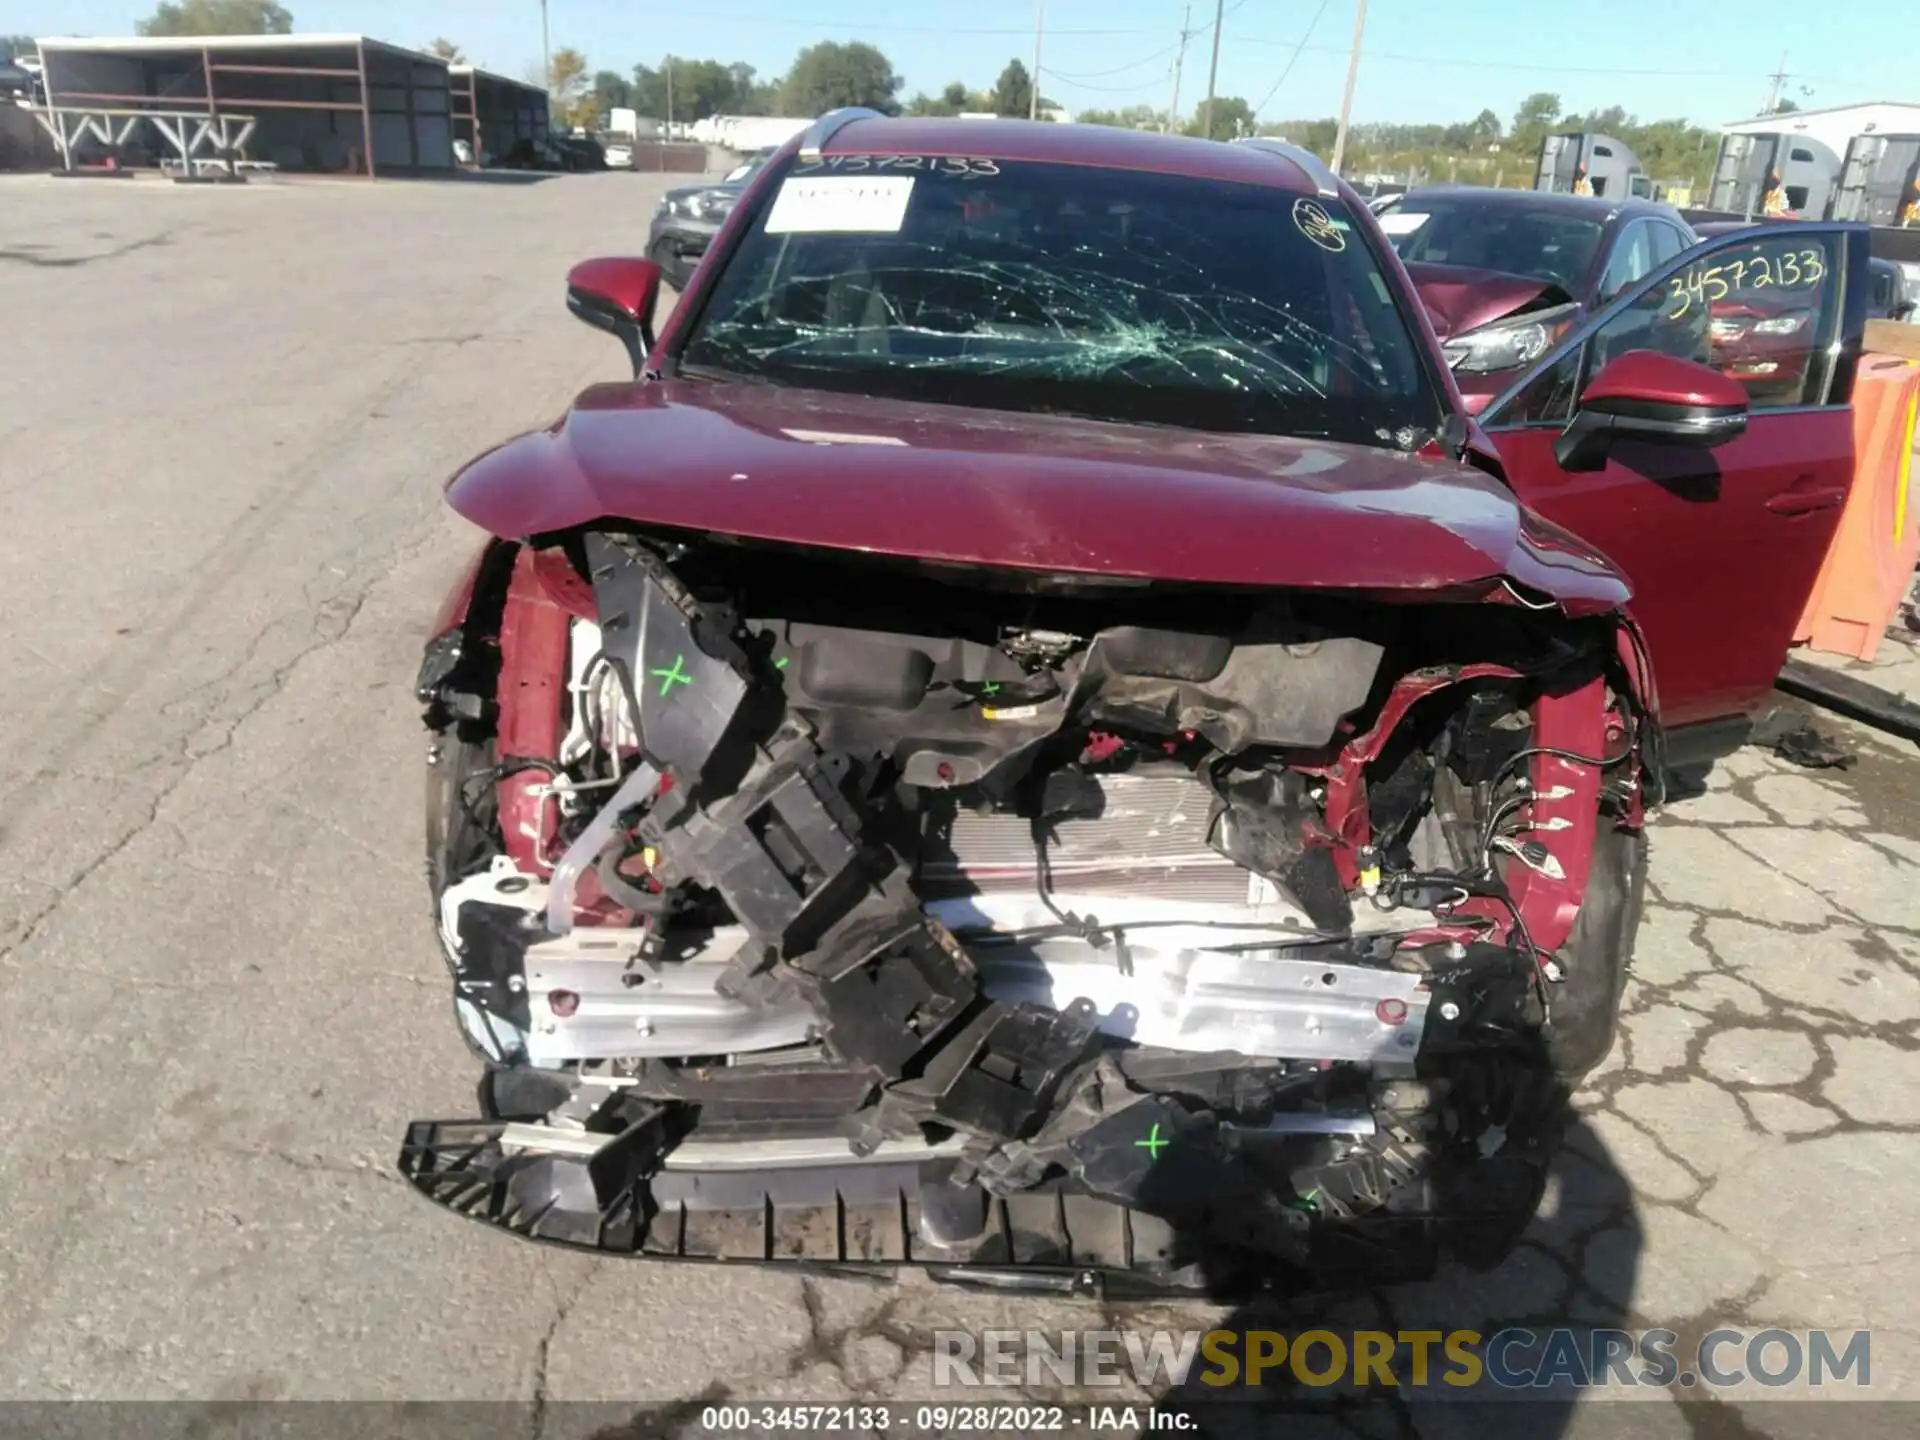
[781,429,909,446]
[765,176,915,234]
[1376,211,1430,235]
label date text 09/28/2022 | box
[698,1405,1189,1433]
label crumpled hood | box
[445,380,1629,612]
[1404,260,1572,340]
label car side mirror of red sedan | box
[1554,350,1750,473]
[566,257,662,377]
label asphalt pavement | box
[1,169,1916,1434]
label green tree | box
[992,58,1033,117]
[593,69,632,113]
[1250,99,1713,191]
[728,62,772,111]
[1511,91,1560,135]
[1507,90,1562,169]
[681,59,742,118]
[548,47,592,127]
[1770,96,1800,114]
[425,38,464,63]
[906,81,977,117]
[778,41,901,116]
[1076,103,1165,129]
[1184,95,1253,141]
[137,0,292,35]
[632,57,769,122]
[904,80,984,116]
[631,62,669,121]
[1300,117,1339,156]
[4,34,39,60]
[1614,114,1718,190]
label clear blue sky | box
[11,0,1907,127]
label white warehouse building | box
[1720,101,1920,160]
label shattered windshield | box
[1378,199,1605,293]
[678,157,1443,448]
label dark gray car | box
[646,148,776,289]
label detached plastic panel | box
[396,1116,1204,1295]
[1795,354,1920,661]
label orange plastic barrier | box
[1794,354,1920,662]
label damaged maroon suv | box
[402,113,1869,1294]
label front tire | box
[425,733,496,899]
[1544,826,1647,1077]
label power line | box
[1209,0,1255,30]
[1329,0,1367,175]
[1230,37,1773,78]
[1041,69,1174,94]
[1030,0,1043,119]
[1168,1,1191,131]
[696,11,1155,35]
[1763,52,1786,113]
[1046,40,1183,81]
[1251,0,1331,118]
[1199,0,1254,131]
[1041,2,1242,104]
[1198,0,1226,139]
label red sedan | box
[1375,187,1699,412]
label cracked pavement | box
[0,172,1916,1434]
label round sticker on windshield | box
[1293,198,1346,252]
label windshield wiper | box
[674,361,776,386]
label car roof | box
[1387,186,1674,221]
[818,116,1324,194]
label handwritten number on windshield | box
[1664,247,1826,320]
[791,154,1000,177]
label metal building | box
[35,34,456,178]
[448,66,550,167]
[1720,102,1920,167]
[1710,103,1920,222]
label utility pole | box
[1198,0,1224,140]
[1330,0,1367,177]
[1030,0,1044,120]
[1761,50,1788,114]
[540,0,551,102]
[1167,1,1191,134]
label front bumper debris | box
[396,1118,1405,1295]
[397,1057,1554,1294]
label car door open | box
[1478,222,1870,751]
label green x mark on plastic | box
[980,681,1001,696]
[1135,1122,1169,1160]
[651,653,692,697]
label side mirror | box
[566,257,662,377]
[1554,350,1749,473]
